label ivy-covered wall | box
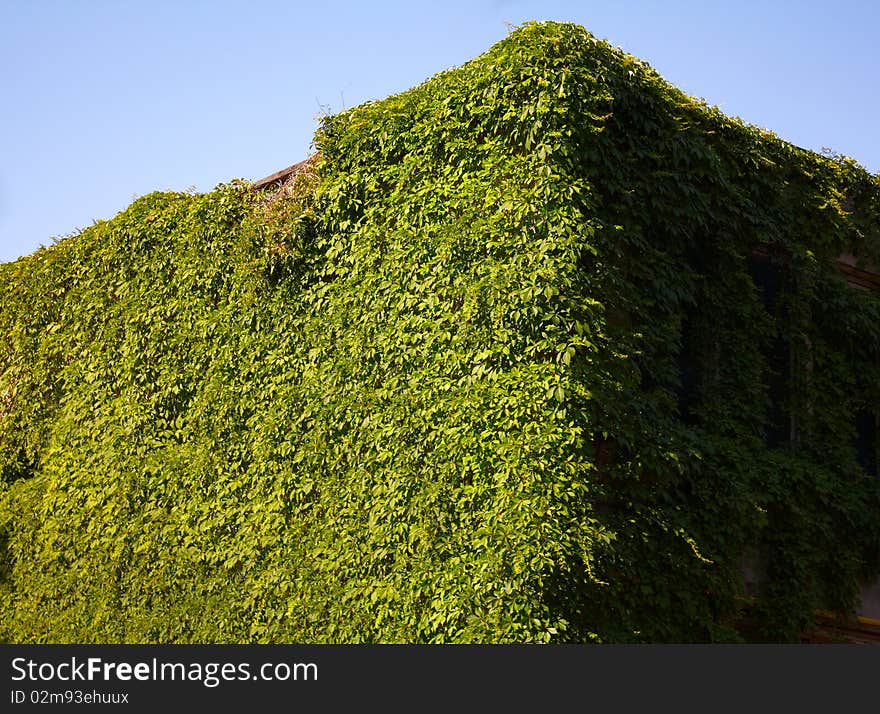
[1,22,878,643]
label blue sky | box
[1,0,877,263]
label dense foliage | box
[2,22,878,643]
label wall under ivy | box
[1,22,878,643]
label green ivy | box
[1,22,878,643]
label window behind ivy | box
[747,254,790,446]
[854,409,878,477]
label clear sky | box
[1,0,877,264]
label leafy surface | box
[2,22,879,642]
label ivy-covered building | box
[1,22,878,643]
